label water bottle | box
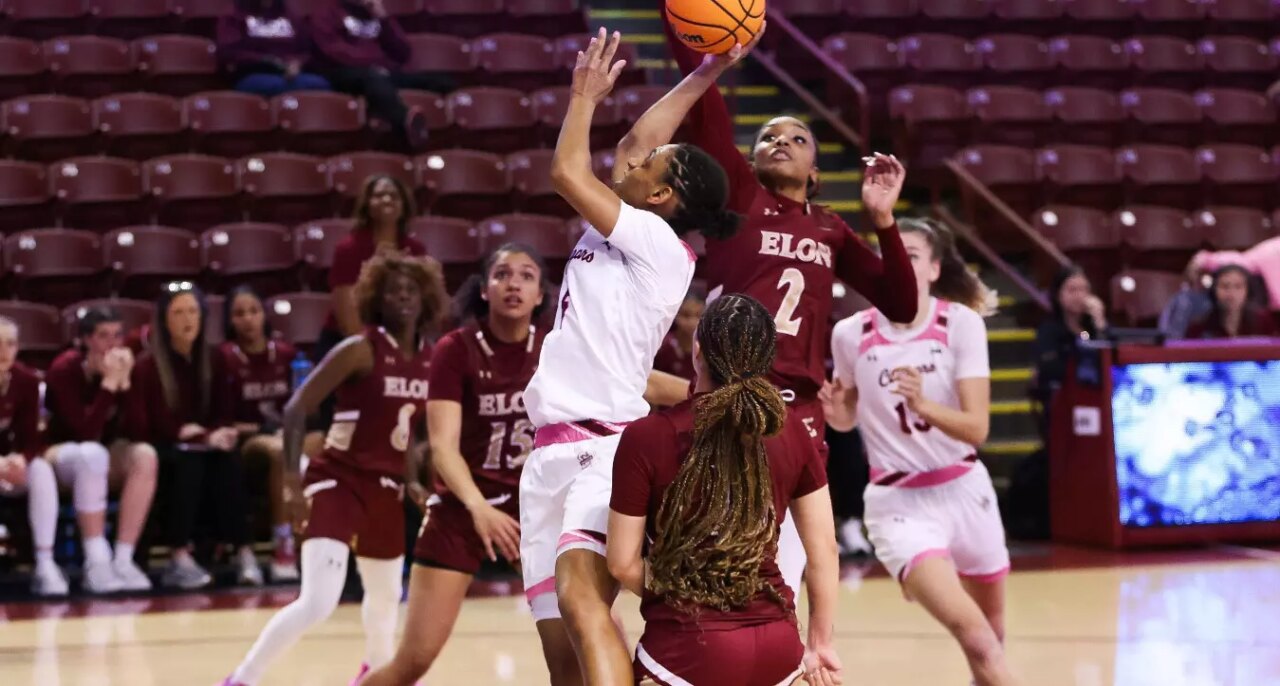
[290,351,313,390]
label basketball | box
[665,0,766,55]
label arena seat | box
[395,89,453,149]
[502,0,587,38]
[967,85,1052,147]
[104,225,202,299]
[842,0,920,38]
[89,0,176,41]
[293,218,352,290]
[4,228,105,307]
[238,152,332,225]
[991,0,1064,36]
[93,93,185,160]
[1194,206,1274,250]
[2,95,95,162]
[899,33,982,88]
[420,0,504,38]
[265,292,330,347]
[1118,87,1201,146]
[889,84,971,181]
[144,153,242,230]
[1197,36,1277,92]
[4,0,90,41]
[0,301,65,364]
[1047,35,1129,91]
[273,92,368,157]
[1033,205,1121,288]
[821,33,903,113]
[1204,0,1276,39]
[506,149,572,218]
[184,91,277,158]
[1044,86,1124,147]
[1195,144,1277,209]
[919,0,991,38]
[1109,269,1184,325]
[201,222,297,297]
[50,156,148,230]
[478,213,572,261]
[403,33,478,87]
[407,215,482,289]
[471,33,561,92]
[416,149,511,219]
[974,34,1054,89]
[1116,144,1202,209]
[1112,205,1199,272]
[0,161,54,231]
[1036,144,1124,209]
[132,34,222,96]
[531,86,622,149]
[327,151,417,215]
[1195,88,1276,146]
[1124,36,1203,90]
[43,35,136,98]
[0,37,47,100]
[445,87,535,153]
[1064,0,1137,37]
[955,144,1041,240]
[1134,0,1206,39]
[171,0,236,37]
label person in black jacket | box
[1032,265,1108,435]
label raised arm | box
[835,153,917,324]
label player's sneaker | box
[83,559,126,594]
[236,547,264,586]
[113,557,153,592]
[31,562,69,597]
[349,663,370,685]
[838,518,873,557]
[269,546,299,583]
[162,556,212,590]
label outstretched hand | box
[699,21,767,74]
[572,27,628,104]
[861,152,906,230]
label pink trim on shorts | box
[533,420,628,449]
[524,576,557,602]
[870,455,977,488]
[960,566,1010,584]
[557,529,606,556]
[899,548,951,583]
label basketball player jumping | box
[520,28,741,685]
[825,219,1018,686]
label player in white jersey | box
[824,218,1019,686]
[522,28,742,685]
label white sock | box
[35,548,55,568]
[83,536,111,566]
[355,556,403,671]
[26,459,59,562]
[115,542,136,565]
[231,538,349,685]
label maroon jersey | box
[220,339,297,426]
[0,363,42,460]
[316,326,431,479]
[45,348,126,445]
[610,396,828,632]
[652,333,694,381]
[428,322,544,498]
[664,23,917,400]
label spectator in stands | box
[38,307,159,595]
[217,0,330,97]
[128,282,260,590]
[1185,265,1277,339]
[1032,266,1108,430]
[310,0,450,150]
[1189,237,1280,323]
[220,287,326,583]
[652,291,703,382]
[1158,263,1212,340]
[0,319,54,594]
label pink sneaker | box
[349,663,369,686]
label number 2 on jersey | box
[483,419,535,470]
[894,402,932,434]
[775,267,805,336]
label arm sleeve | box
[328,239,363,290]
[310,5,367,67]
[609,420,660,517]
[829,316,861,386]
[834,220,919,324]
[45,360,119,442]
[426,334,466,403]
[378,17,411,65]
[608,202,696,303]
[661,19,758,214]
[950,306,991,380]
[790,421,829,499]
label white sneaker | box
[838,518,873,556]
[113,557,153,592]
[236,548,264,586]
[269,547,300,583]
[83,559,126,594]
[31,562,69,597]
[162,556,212,590]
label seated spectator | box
[127,282,259,590]
[653,291,703,382]
[1158,262,1212,340]
[1185,265,1277,339]
[310,0,451,150]
[218,0,330,97]
[220,286,326,583]
[1032,266,1108,432]
[1190,236,1280,324]
[0,319,53,593]
[39,307,159,595]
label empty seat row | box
[0,85,665,160]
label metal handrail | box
[945,158,1071,269]
[763,10,870,150]
[933,204,1052,312]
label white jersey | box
[524,202,696,427]
[831,298,990,473]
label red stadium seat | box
[899,34,981,88]
[273,92,367,156]
[43,36,136,98]
[1119,88,1202,146]
[1194,206,1274,250]
[184,91,276,158]
[3,0,89,41]
[171,0,236,37]
[264,292,329,347]
[2,95,94,162]
[0,301,65,364]
[507,149,572,217]
[62,298,151,341]
[238,153,332,225]
[421,0,503,38]
[616,85,670,129]
[403,34,477,85]
[1064,0,1137,36]
[1195,89,1277,146]
[378,0,427,28]
[954,145,1041,241]
[590,149,617,184]
[417,149,511,220]
[293,217,352,290]
[919,0,990,37]
[1044,87,1124,147]
[821,33,904,116]
[326,151,417,215]
[93,93,184,160]
[842,0,920,38]
[471,33,561,92]
[1109,269,1184,325]
[104,225,202,299]
[478,214,572,262]
[202,222,297,296]
[1037,144,1124,209]
[553,34,640,86]
[1124,36,1203,90]
[1204,0,1276,39]
[1033,205,1121,287]
[967,86,1051,147]
[1134,0,1206,39]
[974,34,1053,89]
[0,161,54,231]
[992,0,1064,35]
[445,87,534,154]
[1113,205,1200,271]
[5,229,105,307]
[1197,36,1277,92]
[889,85,971,181]
[1047,35,1129,91]
[407,215,482,289]
[531,86,622,149]
[132,35,221,96]
[502,0,587,38]
[89,0,175,40]
[1116,145,1202,209]
[397,90,452,147]
[50,156,147,230]
[0,37,47,100]
[144,154,241,230]
[1196,144,1278,209]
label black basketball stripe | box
[735,0,766,20]
[666,6,739,51]
[706,0,755,38]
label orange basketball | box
[666,0,766,55]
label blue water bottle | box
[290,351,313,390]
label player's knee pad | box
[77,443,110,477]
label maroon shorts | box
[303,459,405,560]
[788,395,830,461]
[634,621,804,686]
[413,490,518,575]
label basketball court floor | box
[1,545,1277,685]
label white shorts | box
[519,430,622,622]
[864,461,1009,587]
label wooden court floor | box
[1,548,1278,686]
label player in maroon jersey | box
[361,244,552,686]
[607,294,842,686]
[0,318,53,592]
[222,252,448,686]
[219,286,326,583]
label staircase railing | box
[945,159,1071,271]
[933,204,1052,312]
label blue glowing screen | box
[1112,361,1280,527]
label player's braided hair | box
[664,144,743,240]
[899,218,994,315]
[647,293,788,613]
